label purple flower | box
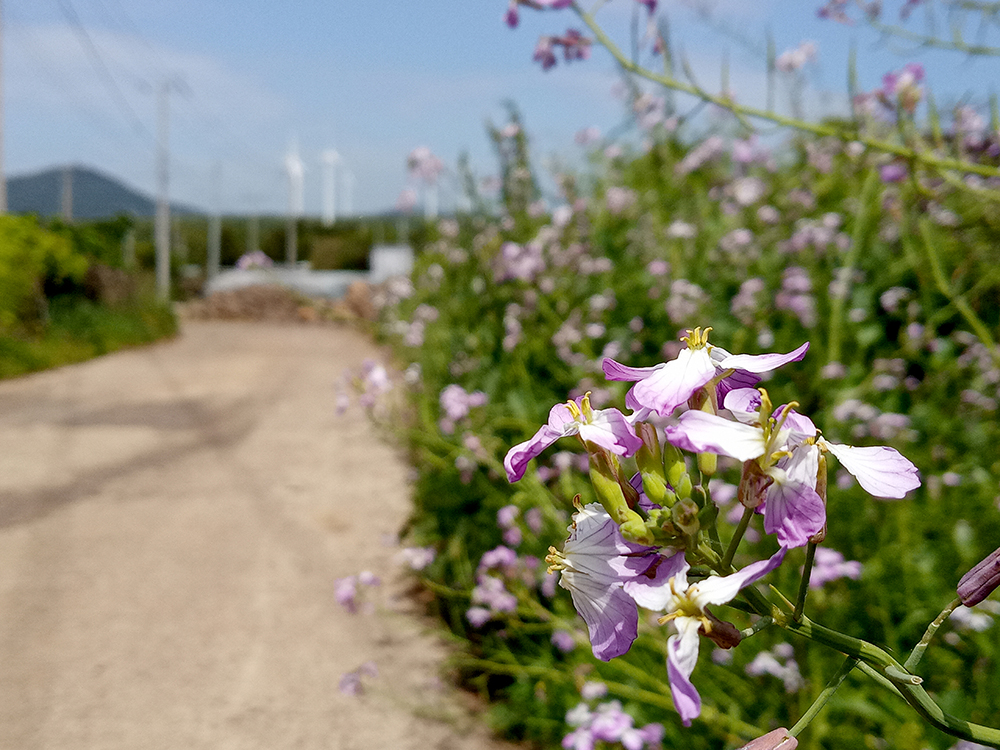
[880,63,924,113]
[399,546,436,570]
[580,680,609,700]
[958,546,1000,607]
[479,545,518,571]
[809,547,862,588]
[339,671,363,696]
[552,629,577,652]
[335,577,359,613]
[625,548,787,726]
[606,186,637,214]
[604,327,809,419]
[664,391,825,548]
[504,394,642,483]
[466,606,493,628]
[497,504,520,529]
[880,163,907,183]
[235,250,274,269]
[816,439,920,498]
[738,728,798,750]
[546,503,663,660]
[407,146,444,183]
[775,40,817,72]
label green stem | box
[701,482,725,557]
[794,542,817,622]
[722,505,754,569]
[918,216,1000,366]
[904,597,962,672]
[739,615,774,640]
[787,657,858,738]
[701,545,1000,745]
[856,660,905,700]
[827,169,881,365]
[865,16,1000,56]
[780,615,1000,747]
[571,3,1000,179]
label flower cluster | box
[504,328,920,726]
[562,681,665,750]
[335,570,381,614]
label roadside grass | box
[0,292,177,380]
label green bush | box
[0,215,88,330]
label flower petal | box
[666,617,703,726]
[779,408,817,444]
[580,408,644,457]
[764,482,826,548]
[821,441,921,498]
[504,424,564,482]
[631,348,716,417]
[564,504,655,582]
[547,402,578,430]
[723,387,763,423]
[691,547,788,608]
[763,446,825,548]
[665,410,767,461]
[623,551,689,611]
[717,368,762,403]
[602,358,663,382]
[561,572,639,661]
[716,341,810,373]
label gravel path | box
[0,320,509,750]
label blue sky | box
[4,0,998,216]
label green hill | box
[8,166,201,220]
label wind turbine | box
[321,149,340,226]
[284,138,305,265]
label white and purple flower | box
[545,503,667,661]
[505,394,642,483]
[624,548,787,726]
[603,327,809,419]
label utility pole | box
[284,139,304,266]
[155,80,172,300]
[320,149,339,227]
[206,163,221,281]
[0,0,7,214]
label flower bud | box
[698,450,717,477]
[635,422,670,506]
[672,498,700,536]
[664,443,686,488]
[738,728,798,750]
[957,546,1000,607]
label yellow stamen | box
[681,326,713,350]
[545,546,566,573]
[565,399,582,420]
[757,387,773,419]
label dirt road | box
[0,320,506,750]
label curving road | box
[0,320,505,750]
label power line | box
[53,0,152,141]
[79,0,275,186]
[15,23,155,157]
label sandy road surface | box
[0,320,508,750]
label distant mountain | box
[7,165,202,220]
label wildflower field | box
[355,3,1000,749]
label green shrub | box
[0,215,87,329]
